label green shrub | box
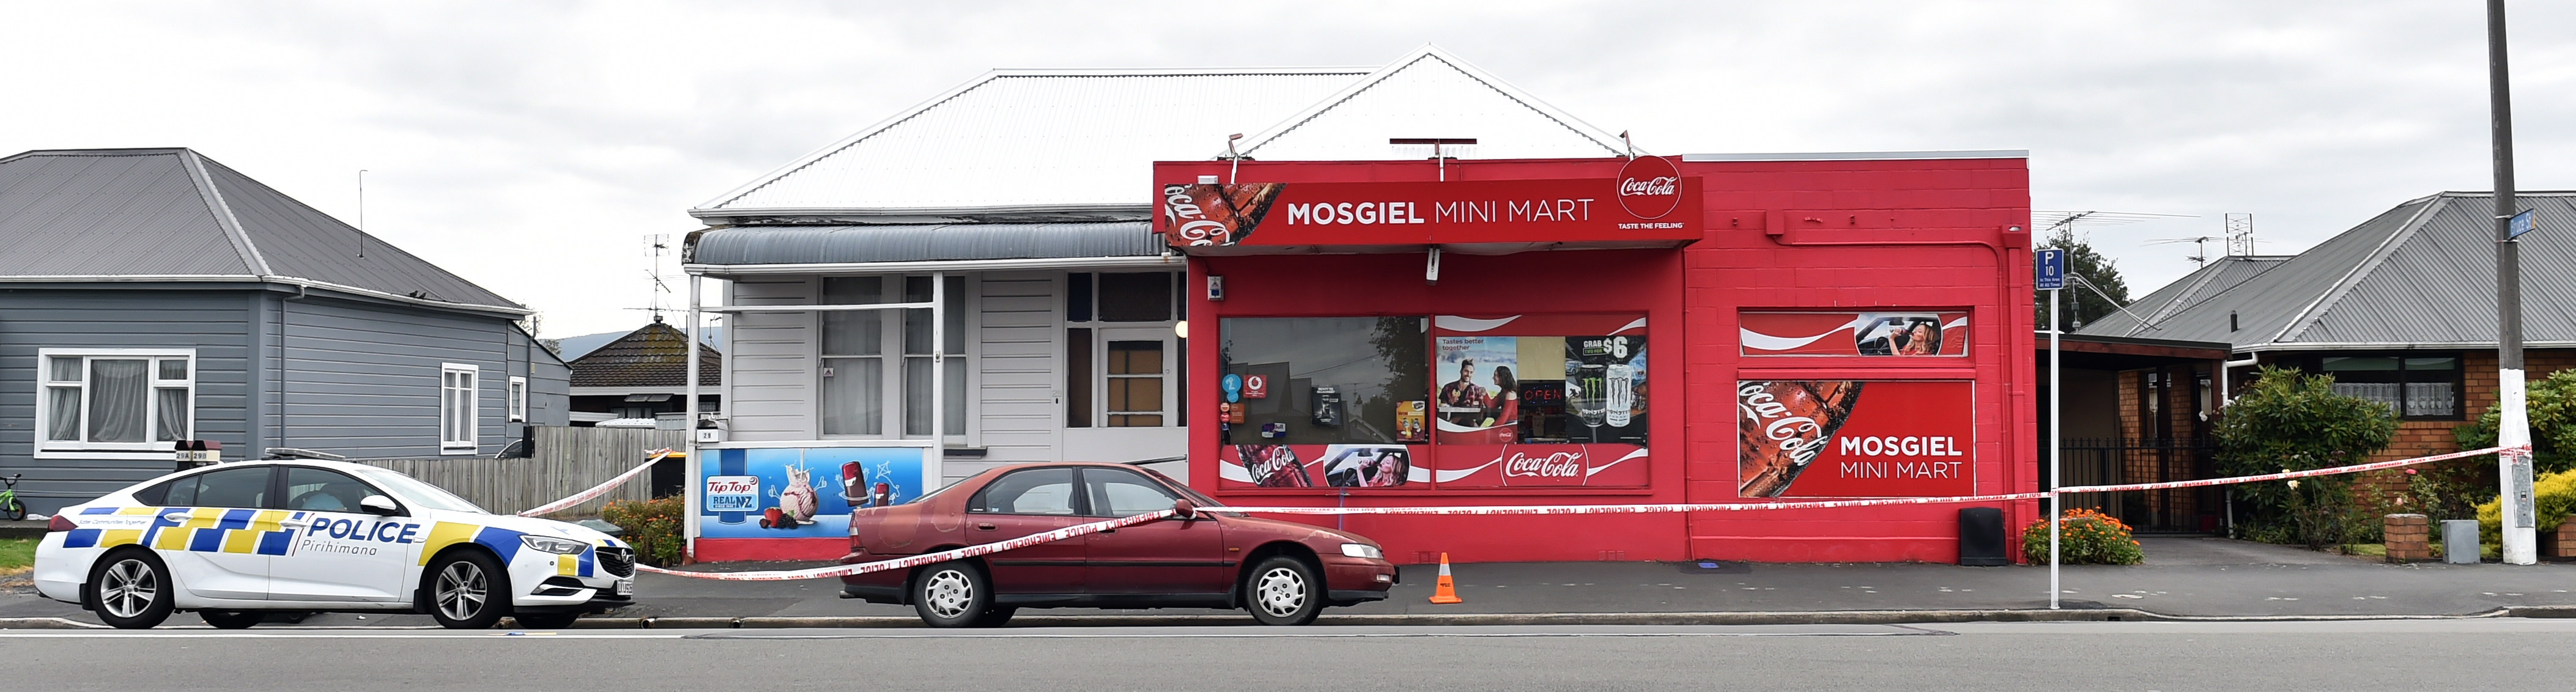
[2456,369,2576,476]
[2022,508,2145,565]
[602,496,686,567]
[2475,468,2576,547]
[2215,367,2397,548]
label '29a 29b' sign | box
[1157,157,1700,249]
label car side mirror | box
[359,495,402,516]
[1172,497,1197,520]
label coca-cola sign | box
[1500,451,1586,479]
[1738,380,1975,498]
[1615,155,1682,220]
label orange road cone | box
[1428,553,1464,604]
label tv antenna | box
[2225,213,2256,257]
[641,234,673,323]
[2144,236,2219,267]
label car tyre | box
[513,612,581,630]
[969,606,1017,628]
[911,561,993,628]
[199,610,262,629]
[427,550,511,630]
[89,550,175,630]
[1245,556,1322,626]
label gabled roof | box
[0,148,525,315]
[2079,191,2576,350]
[568,320,722,388]
[691,46,1629,223]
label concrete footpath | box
[9,536,2576,628]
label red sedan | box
[838,462,1397,627]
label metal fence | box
[353,427,684,517]
[2052,437,2222,534]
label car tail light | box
[48,515,76,532]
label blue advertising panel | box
[697,446,928,539]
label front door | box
[964,468,1085,596]
[267,466,411,603]
[1079,467,1225,597]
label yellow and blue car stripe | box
[62,507,301,557]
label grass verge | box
[0,537,32,575]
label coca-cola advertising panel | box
[1433,443,1649,488]
[1219,444,1417,488]
[1738,380,1974,498]
[1157,165,1700,249]
[1739,311,1970,357]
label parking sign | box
[2035,249,2067,290]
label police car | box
[33,460,636,630]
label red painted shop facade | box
[1158,153,2037,564]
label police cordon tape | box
[516,449,675,518]
[615,444,2522,581]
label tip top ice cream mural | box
[698,447,927,539]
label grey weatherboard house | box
[0,148,568,515]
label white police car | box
[33,460,636,630]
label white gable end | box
[1236,46,1627,163]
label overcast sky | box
[8,1,2572,338]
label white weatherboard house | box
[678,48,1635,528]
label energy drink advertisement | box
[699,447,928,539]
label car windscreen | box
[348,466,489,514]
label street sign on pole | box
[2509,208,2537,240]
[2035,249,2067,290]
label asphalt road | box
[4,619,2568,691]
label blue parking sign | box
[2035,249,2067,290]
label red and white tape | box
[634,510,1176,581]
[518,449,675,517]
[622,444,2519,581]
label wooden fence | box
[353,427,685,517]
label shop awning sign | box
[1157,169,1701,251]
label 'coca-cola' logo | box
[1499,451,1585,478]
[1738,382,1829,468]
[1615,155,1682,219]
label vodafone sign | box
[1615,155,1682,220]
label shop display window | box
[1214,314,1649,491]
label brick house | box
[2081,191,2576,508]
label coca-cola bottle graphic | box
[1737,380,1864,497]
[1239,444,1312,488]
[1164,183,1286,246]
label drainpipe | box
[2217,354,2259,408]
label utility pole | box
[2490,0,2537,565]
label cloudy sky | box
[8,1,2570,339]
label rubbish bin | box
[1958,507,2008,565]
[2441,519,2481,564]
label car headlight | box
[1340,543,1383,559]
[520,536,590,554]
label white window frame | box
[441,363,479,454]
[815,274,978,443]
[507,376,528,423]
[34,348,197,457]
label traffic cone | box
[1427,553,1464,604]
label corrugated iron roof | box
[689,221,1160,266]
[568,321,722,388]
[0,148,524,314]
[693,46,1630,220]
[2078,192,2576,350]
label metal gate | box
[2052,437,2221,533]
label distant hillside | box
[555,326,725,361]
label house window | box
[819,274,972,438]
[2317,355,2460,419]
[442,363,479,453]
[1065,272,1183,429]
[508,376,528,423]
[37,348,195,452]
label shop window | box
[37,348,195,454]
[1434,332,1645,446]
[818,276,886,435]
[902,276,968,436]
[2315,355,2460,419]
[1218,317,1428,446]
[1068,271,1179,323]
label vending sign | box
[1738,380,1974,498]
[1157,171,1701,249]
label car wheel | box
[969,606,1017,628]
[911,562,993,628]
[89,550,175,630]
[427,551,511,630]
[1245,556,1322,626]
[513,612,581,630]
[199,610,262,629]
